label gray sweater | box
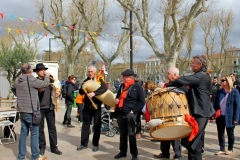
[11,74,50,113]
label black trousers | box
[181,116,208,160]
[77,103,84,122]
[39,108,58,150]
[117,113,138,157]
[80,105,101,147]
[160,140,181,158]
[216,115,235,151]
[136,111,142,134]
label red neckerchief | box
[118,78,135,108]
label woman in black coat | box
[62,75,77,128]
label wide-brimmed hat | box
[33,63,48,72]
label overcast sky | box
[0,0,240,63]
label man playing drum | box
[154,67,182,160]
[167,55,212,160]
[114,69,145,160]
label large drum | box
[146,88,191,140]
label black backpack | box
[62,84,68,98]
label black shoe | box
[62,120,68,125]
[51,148,62,155]
[39,149,45,155]
[132,156,138,160]
[67,124,75,128]
[153,153,170,159]
[76,145,87,151]
[92,146,99,152]
[114,152,127,159]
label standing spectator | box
[114,69,145,160]
[60,80,66,100]
[229,73,240,92]
[75,80,80,90]
[166,55,212,160]
[34,63,62,155]
[154,67,182,160]
[77,65,107,152]
[11,63,49,160]
[62,75,77,128]
[211,76,221,105]
[213,75,240,155]
[114,78,120,92]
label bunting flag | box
[0,12,4,18]
[0,12,130,40]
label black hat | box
[121,69,134,76]
[33,63,48,72]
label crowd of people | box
[10,54,240,160]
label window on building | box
[233,68,237,73]
[234,60,236,65]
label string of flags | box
[0,12,131,40]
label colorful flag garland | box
[0,12,131,40]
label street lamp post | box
[49,38,56,61]
[121,10,133,70]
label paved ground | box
[1,99,240,160]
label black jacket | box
[116,82,145,114]
[65,81,77,105]
[79,77,107,109]
[167,68,212,118]
[211,83,221,103]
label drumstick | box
[83,89,97,109]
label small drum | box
[146,88,191,140]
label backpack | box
[62,84,68,98]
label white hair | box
[88,65,97,72]
[169,67,179,76]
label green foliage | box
[0,42,35,84]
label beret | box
[121,69,134,76]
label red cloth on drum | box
[185,114,199,141]
[145,104,150,122]
[118,78,135,108]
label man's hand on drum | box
[115,98,119,104]
[87,92,95,99]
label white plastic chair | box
[0,110,17,144]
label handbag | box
[27,76,42,125]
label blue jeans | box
[18,113,39,160]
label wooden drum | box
[146,88,191,140]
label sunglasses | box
[220,79,227,82]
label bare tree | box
[74,0,133,81]
[178,21,196,75]
[199,10,234,78]
[35,0,93,75]
[117,0,209,70]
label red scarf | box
[118,78,135,108]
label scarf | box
[118,78,135,108]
